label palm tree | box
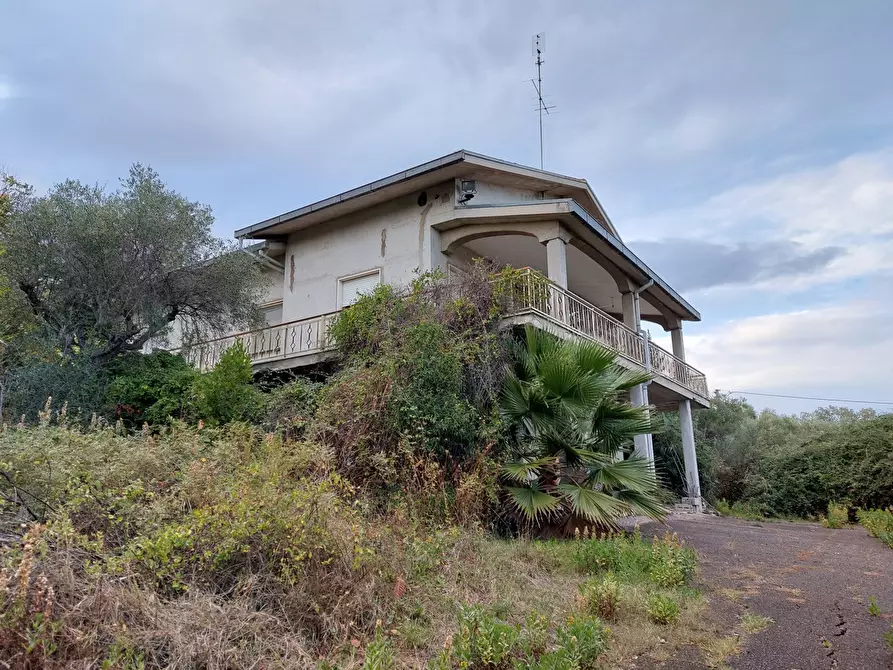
[500,326,666,532]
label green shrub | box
[647,594,680,624]
[553,615,608,669]
[822,501,850,529]
[105,351,198,426]
[264,376,322,437]
[573,532,695,588]
[649,533,697,588]
[579,574,620,621]
[5,356,107,423]
[363,630,396,670]
[451,604,519,668]
[193,340,263,425]
[858,508,893,549]
[714,499,764,520]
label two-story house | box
[189,151,708,510]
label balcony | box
[178,270,708,403]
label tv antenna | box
[531,32,556,170]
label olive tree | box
[0,164,263,364]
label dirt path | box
[643,515,893,670]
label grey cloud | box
[1,0,892,204]
[632,238,845,291]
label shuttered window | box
[339,270,381,308]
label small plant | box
[452,604,520,668]
[739,612,774,633]
[822,501,850,529]
[580,574,620,621]
[553,615,608,669]
[647,594,680,625]
[649,533,696,588]
[363,630,396,670]
[883,625,893,651]
[868,596,882,616]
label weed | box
[362,630,396,670]
[858,508,893,549]
[738,613,774,633]
[554,615,609,669]
[714,500,764,520]
[822,501,850,529]
[883,625,893,651]
[647,594,681,625]
[451,604,520,667]
[579,574,620,621]
[869,596,882,616]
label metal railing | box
[179,312,339,371]
[503,269,709,398]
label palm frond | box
[501,456,558,483]
[557,483,628,527]
[571,340,617,375]
[505,484,563,522]
[586,456,659,492]
[612,488,668,522]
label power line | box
[727,390,893,406]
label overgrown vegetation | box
[859,508,893,549]
[0,263,715,667]
[654,392,892,521]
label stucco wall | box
[469,181,543,205]
[281,181,454,322]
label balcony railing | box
[504,270,709,399]
[177,270,708,400]
[178,312,339,371]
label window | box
[339,269,381,308]
[261,301,283,326]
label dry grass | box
[738,612,774,634]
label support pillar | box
[670,327,685,361]
[621,290,652,461]
[678,398,702,511]
[545,237,568,289]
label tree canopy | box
[0,165,263,363]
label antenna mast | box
[531,32,555,170]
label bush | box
[193,340,264,425]
[647,594,680,624]
[104,351,198,426]
[264,376,323,437]
[714,499,765,520]
[579,574,620,621]
[573,532,695,589]
[822,501,850,529]
[859,508,893,549]
[451,604,520,668]
[313,269,508,521]
[4,356,107,423]
[552,615,608,669]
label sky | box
[2,1,892,415]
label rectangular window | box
[260,301,283,326]
[339,269,381,308]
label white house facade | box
[188,151,709,509]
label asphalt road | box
[643,515,893,670]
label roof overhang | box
[433,199,701,322]
[235,150,619,240]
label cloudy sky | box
[2,1,892,414]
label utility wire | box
[727,390,893,406]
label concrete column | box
[670,327,686,361]
[620,291,636,329]
[678,398,702,510]
[545,237,568,289]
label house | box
[190,151,708,510]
